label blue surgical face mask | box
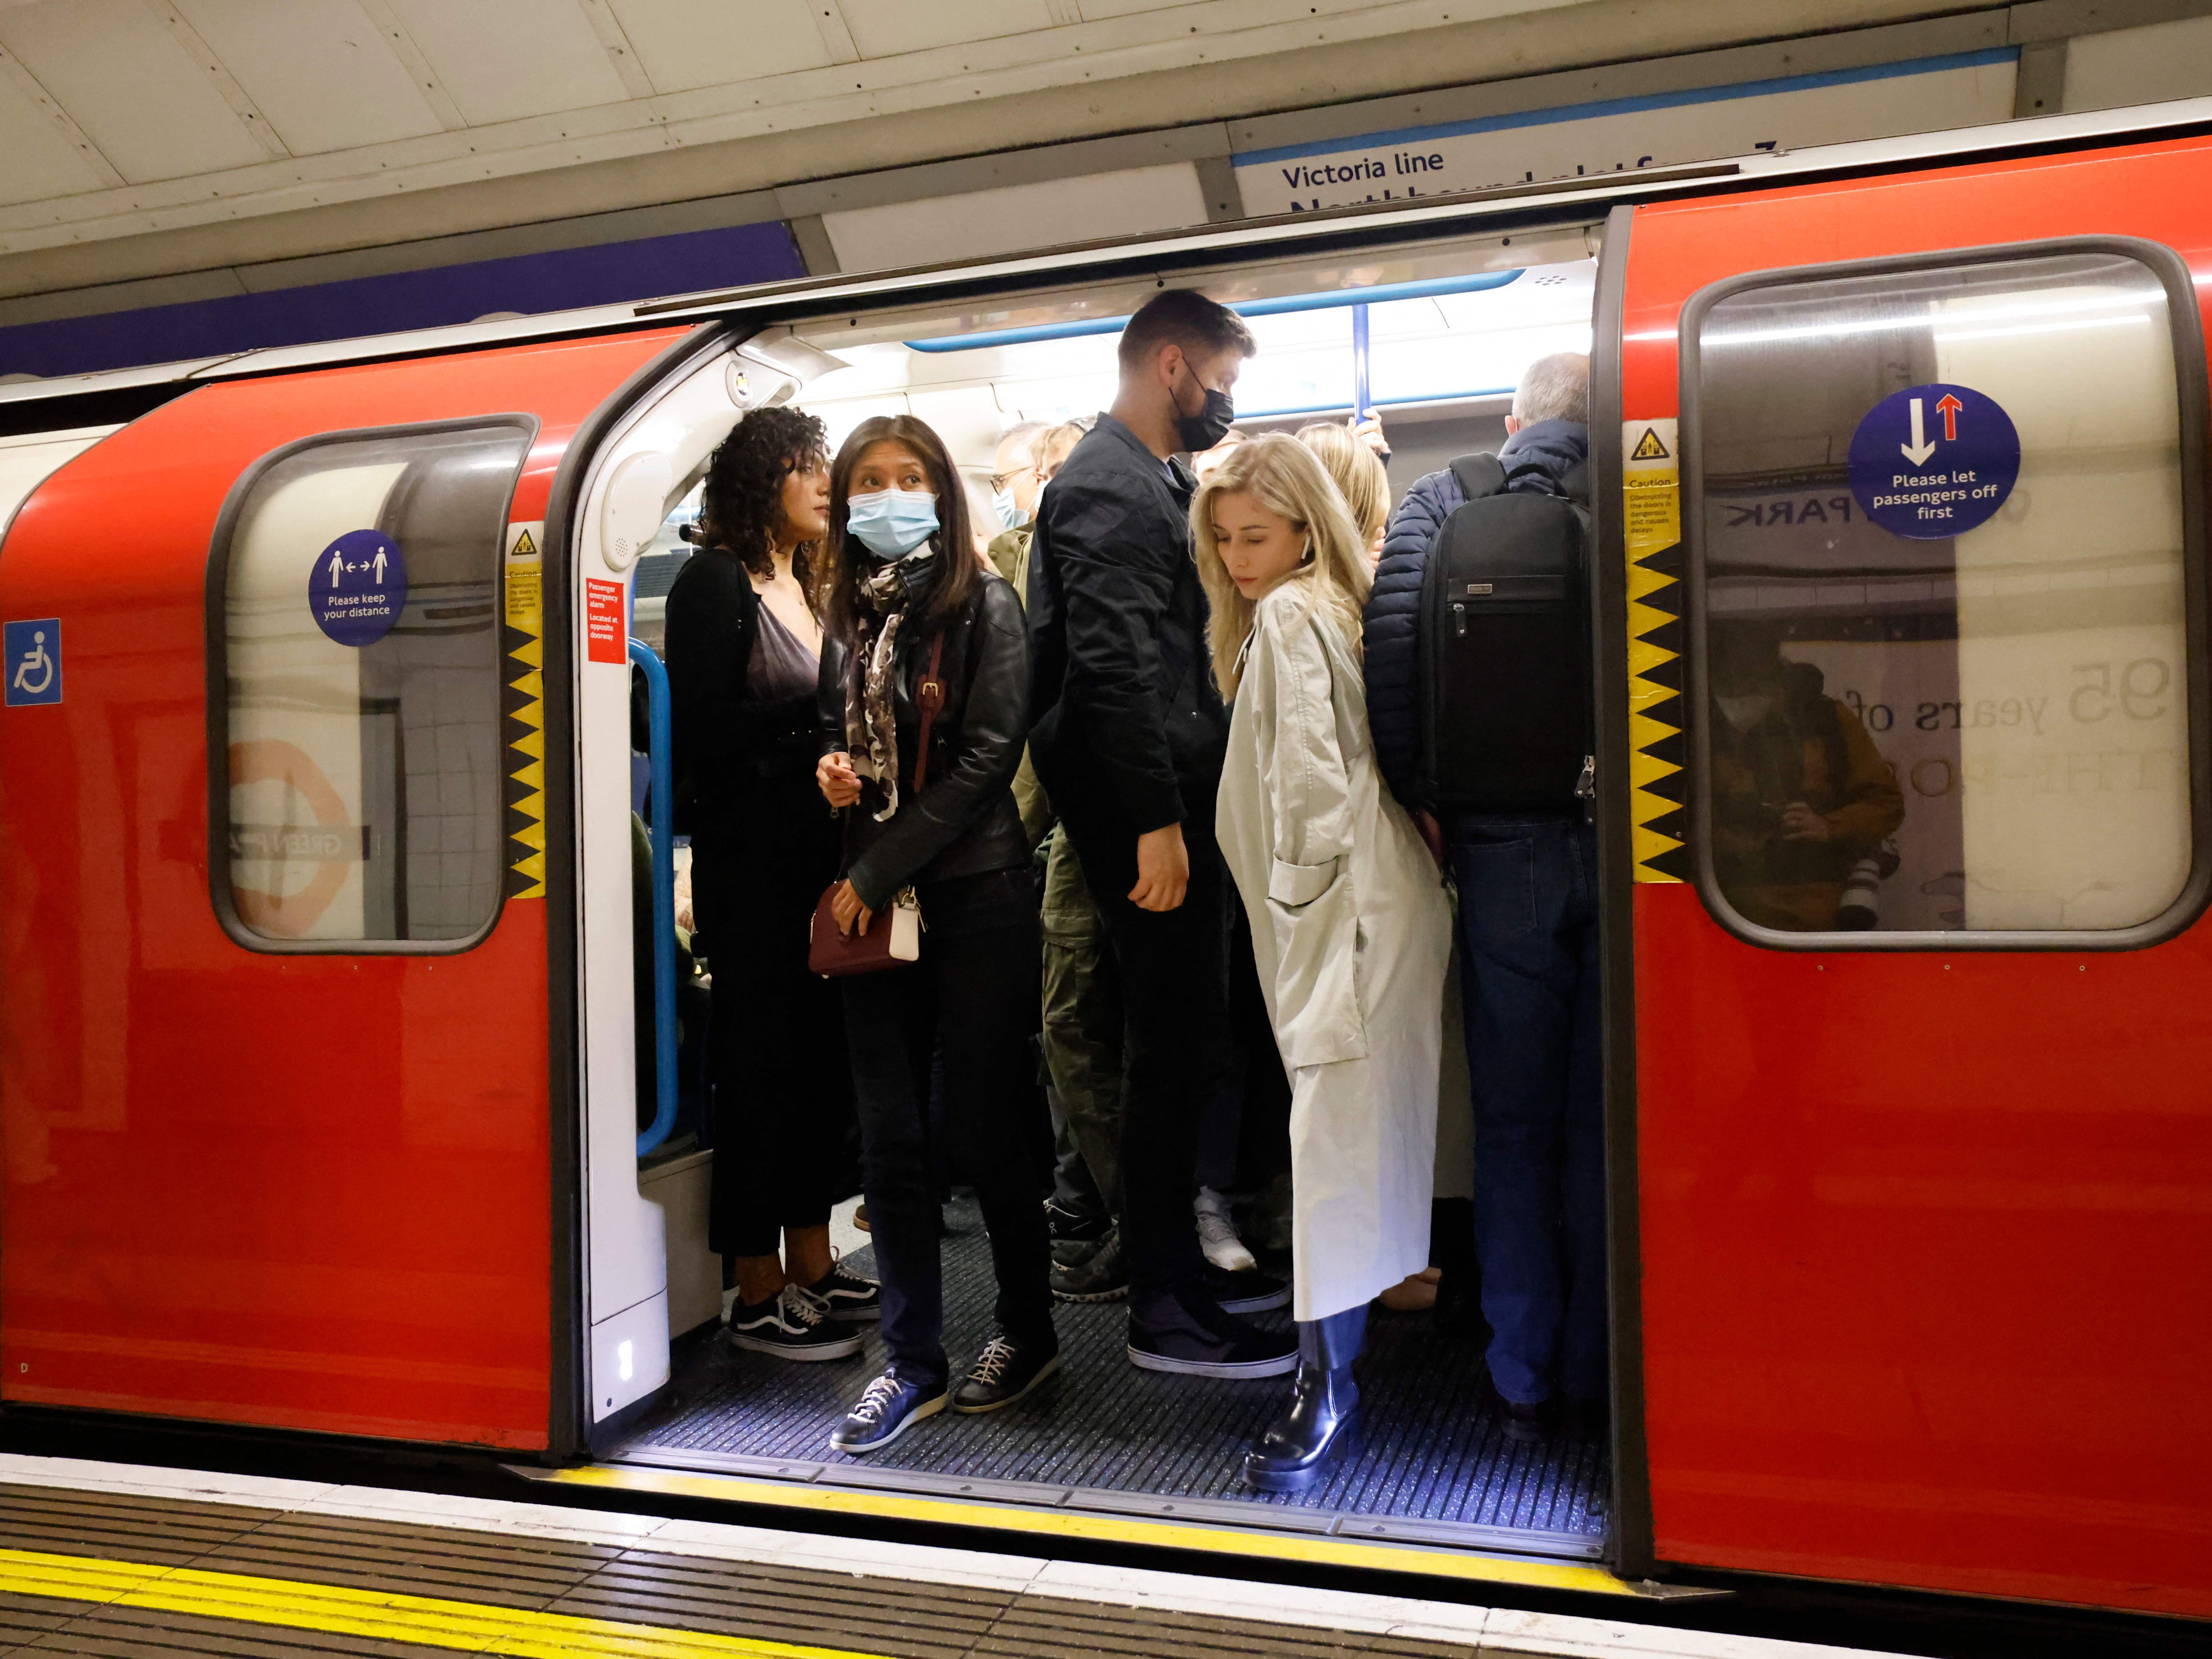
[991,487,1023,532]
[847,488,938,560]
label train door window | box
[1683,241,2208,944]
[212,418,534,950]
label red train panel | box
[1625,136,2212,1615]
[0,331,679,1448]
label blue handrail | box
[900,269,1524,352]
[1351,302,1372,422]
[629,638,679,1157]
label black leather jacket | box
[1026,413,1228,839]
[816,571,1032,912]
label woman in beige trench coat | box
[1194,434,1453,1492]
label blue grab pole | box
[1351,302,1372,421]
[629,638,679,1157]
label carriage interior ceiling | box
[626,230,1596,642]
[578,225,1605,1554]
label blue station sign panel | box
[1847,381,2020,539]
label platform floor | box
[621,1197,1607,1558]
[0,1452,1919,1659]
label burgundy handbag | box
[808,631,945,979]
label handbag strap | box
[911,629,948,793]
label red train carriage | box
[2,94,2207,1628]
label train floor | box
[616,1194,1609,1560]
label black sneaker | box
[951,1331,1062,1413]
[1203,1261,1291,1314]
[1050,1224,1128,1302]
[1483,1371,1553,1444]
[806,1256,881,1323]
[1045,1197,1109,1249]
[830,1370,946,1454]
[729,1284,863,1362]
[1128,1286,1297,1379]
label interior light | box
[1932,312,2153,345]
[1702,289,2165,348]
[617,1340,634,1382]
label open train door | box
[1614,137,2212,1615]
[0,328,685,1453]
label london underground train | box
[2,90,2209,1632]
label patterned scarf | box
[844,544,940,822]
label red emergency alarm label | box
[585,579,626,664]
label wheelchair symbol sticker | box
[4,618,61,707]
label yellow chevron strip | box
[504,522,549,901]
[1622,420,1685,881]
[543,1464,1635,1598]
[0,1545,874,1659]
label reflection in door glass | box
[221,423,530,946]
[1694,249,2192,933]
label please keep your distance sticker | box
[1848,381,2020,540]
[310,528,408,646]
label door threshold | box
[619,1440,1604,1559]
[511,1452,1664,1602]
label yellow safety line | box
[546,1465,1634,1598]
[0,1545,879,1659]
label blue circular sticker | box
[1847,382,2020,540]
[310,528,407,646]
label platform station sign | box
[1847,382,2019,539]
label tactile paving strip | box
[625,1198,1607,1547]
[0,1483,1484,1659]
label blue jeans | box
[1451,813,1606,1406]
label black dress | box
[665,550,848,1259]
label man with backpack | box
[1361,352,1605,1443]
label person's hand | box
[1129,822,1189,912]
[1780,803,1832,842]
[830,879,874,936]
[1414,808,1447,871]
[818,751,861,808]
[1352,412,1390,461]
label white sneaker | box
[1195,1185,1258,1274]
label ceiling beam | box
[142,1,290,160]
[354,0,468,132]
[0,41,127,188]
[812,3,861,65]
[574,0,658,99]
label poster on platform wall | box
[1231,50,2019,216]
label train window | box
[1683,240,2209,945]
[211,418,533,952]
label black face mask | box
[1175,381,1237,453]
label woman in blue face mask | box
[812,414,1058,1454]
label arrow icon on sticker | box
[1936,393,1962,441]
[1901,397,1938,467]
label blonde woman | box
[1195,434,1451,1491]
[1295,419,1391,567]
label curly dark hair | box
[697,405,830,585]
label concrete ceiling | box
[0,0,2011,297]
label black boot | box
[1241,1304,1367,1491]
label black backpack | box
[1415,453,1594,814]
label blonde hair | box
[1295,421,1390,545]
[1192,432,1373,699]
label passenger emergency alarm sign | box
[311,528,408,645]
[1847,382,2019,539]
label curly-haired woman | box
[667,406,877,1362]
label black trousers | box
[1063,818,1232,1304]
[842,871,1054,1388]
[695,777,848,1260]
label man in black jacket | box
[1027,289,1296,1378]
